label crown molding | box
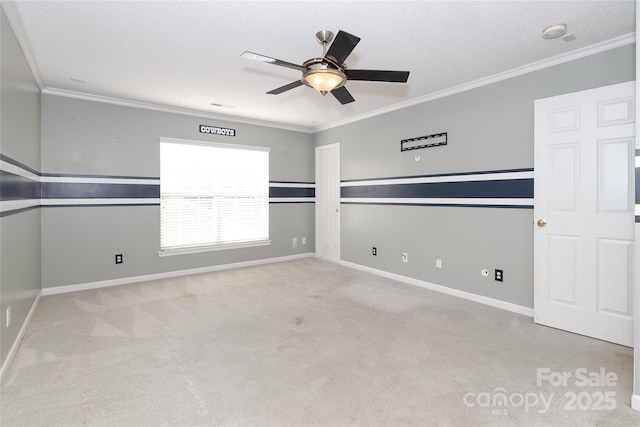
[315,32,636,132]
[2,1,44,90]
[41,88,313,133]
[3,0,307,133]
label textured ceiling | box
[7,0,636,131]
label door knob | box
[537,219,547,227]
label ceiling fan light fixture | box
[303,67,346,94]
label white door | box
[315,143,341,261]
[534,81,635,347]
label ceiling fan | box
[241,30,410,105]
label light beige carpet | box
[1,258,638,426]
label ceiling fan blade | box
[267,80,304,95]
[331,86,355,105]
[325,30,360,65]
[241,51,306,72]
[344,69,410,83]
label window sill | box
[158,239,271,257]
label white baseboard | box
[632,394,640,411]
[339,260,534,317]
[0,290,42,384]
[42,253,315,296]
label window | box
[160,137,269,254]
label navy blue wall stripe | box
[269,187,315,198]
[1,151,315,215]
[41,183,311,200]
[636,168,640,204]
[0,154,41,176]
[3,182,314,201]
[0,171,41,200]
[341,201,534,209]
[341,168,534,183]
[341,179,533,199]
[41,183,160,199]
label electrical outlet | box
[402,253,408,263]
[115,254,123,264]
[302,237,307,245]
[372,247,377,256]
[6,306,11,328]
[292,237,297,248]
[435,258,443,269]
[495,269,504,282]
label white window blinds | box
[160,138,269,252]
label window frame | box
[158,137,271,257]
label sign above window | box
[199,125,236,137]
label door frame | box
[315,143,340,260]
[633,16,640,411]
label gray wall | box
[0,7,42,366]
[40,95,314,288]
[314,44,635,309]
